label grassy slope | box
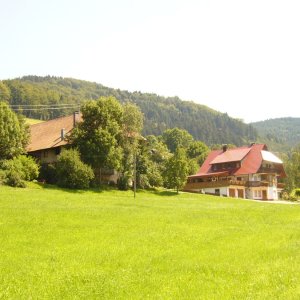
[0,184,299,299]
[25,117,44,125]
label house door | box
[229,188,235,198]
[237,189,244,199]
[262,190,268,200]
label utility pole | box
[133,151,136,198]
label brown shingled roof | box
[27,113,82,152]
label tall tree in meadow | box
[70,96,123,181]
[163,147,189,193]
[0,102,29,159]
[118,102,144,189]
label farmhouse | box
[184,144,286,200]
[27,112,81,163]
[26,112,118,183]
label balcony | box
[184,179,282,191]
[246,181,270,187]
[258,167,282,174]
[184,180,246,190]
[277,182,285,189]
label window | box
[55,147,61,155]
[254,190,262,198]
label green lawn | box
[0,184,299,299]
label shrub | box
[15,155,39,181]
[117,172,130,190]
[293,189,300,197]
[0,155,39,187]
[5,170,26,188]
[56,149,94,189]
[39,163,57,184]
[0,169,6,185]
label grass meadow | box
[0,183,299,299]
[25,118,44,125]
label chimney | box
[61,128,65,141]
[222,144,228,152]
[73,111,80,127]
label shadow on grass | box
[31,182,180,197]
[33,182,107,194]
[153,190,179,197]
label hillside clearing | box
[25,117,44,125]
[0,184,299,299]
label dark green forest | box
[252,118,300,152]
[0,75,258,146]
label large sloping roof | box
[210,148,250,164]
[190,143,285,178]
[27,114,81,152]
[261,150,283,164]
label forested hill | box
[1,75,258,146]
[252,118,300,152]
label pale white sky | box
[1,0,300,123]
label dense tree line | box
[1,76,258,146]
[0,97,209,191]
[252,118,300,152]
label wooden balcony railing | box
[245,181,270,187]
[184,180,246,190]
[258,167,282,174]
[277,183,285,189]
[185,180,283,190]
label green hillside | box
[25,117,44,125]
[252,118,300,152]
[1,75,257,146]
[0,184,299,299]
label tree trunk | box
[99,167,102,185]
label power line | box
[11,106,80,111]
[9,103,79,107]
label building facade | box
[184,144,286,200]
[26,112,119,184]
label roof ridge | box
[30,114,73,128]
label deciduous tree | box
[163,147,189,193]
[162,128,193,153]
[0,102,29,159]
[71,97,123,181]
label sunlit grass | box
[25,117,44,125]
[0,183,299,299]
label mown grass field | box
[0,183,299,299]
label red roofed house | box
[184,144,286,200]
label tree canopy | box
[162,128,194,153]
[2,76,258,146]
[0,102,29,159]
[71,97,124,173]
[163,147,189,193]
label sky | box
[0,0,300,123]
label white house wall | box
[203,187,228,197]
